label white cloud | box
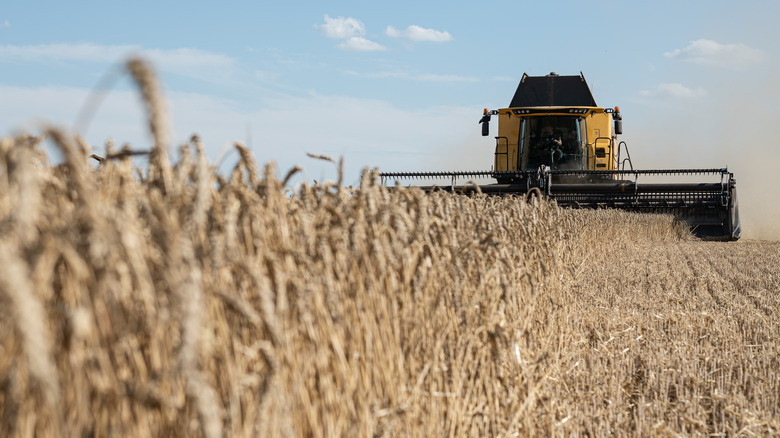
[254,70,281,82]
[664,39,766,69]
[640,83,706,99]
[0,44,235,84]
[0,43,132,62]
[338,37,386,52]
[0,44,233,69]
[1,20,10,28]
[345,70,475,82]
[315,14,365,39]
[144,48,235,70]
[404,73,471,82]
[386,25,452,42]
[314,15,384,52]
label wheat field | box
[1,60,779,437]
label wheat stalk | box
[1,58,778,437]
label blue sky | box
[1,1,779,237]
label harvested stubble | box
[2,61,779,437]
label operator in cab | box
[529,125,563,167]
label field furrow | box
[558,238,780,435]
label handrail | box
[494,136,509,171]
[616,141,634,171]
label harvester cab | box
[480,72,627,183]
[380,72,741,241]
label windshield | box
[520,116,585,170]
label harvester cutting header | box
[380,72,741,240]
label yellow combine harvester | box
[380,72,741,240]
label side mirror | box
[479,111,491,136]
[614,119,622,135]
[613,107,622,135]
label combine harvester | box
[380,73,741,240]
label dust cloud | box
[628,70,780,241]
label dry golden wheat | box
[1,59,778,437]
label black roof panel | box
[508,73,598,108]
